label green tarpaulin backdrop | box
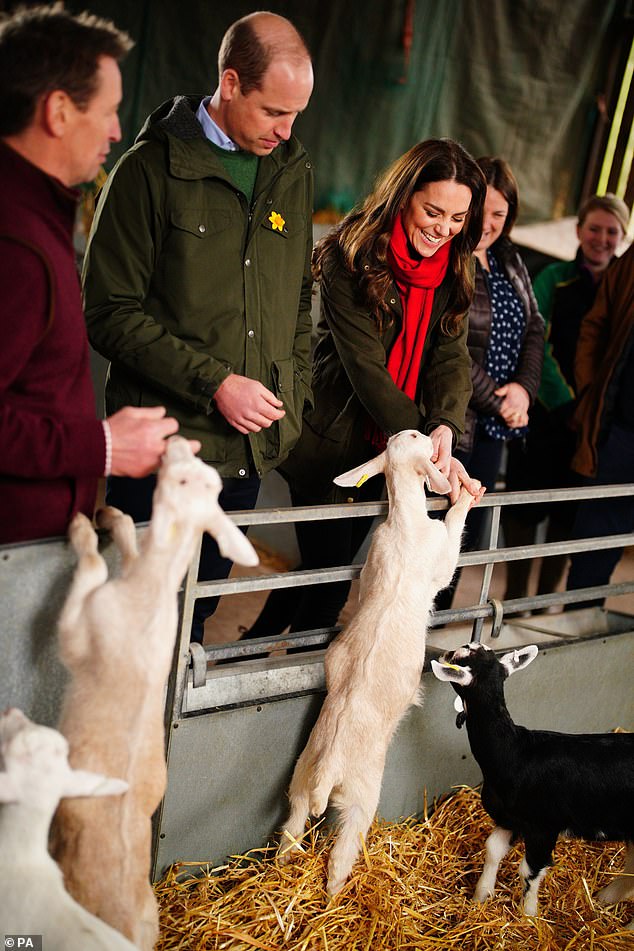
[62,0,621,222]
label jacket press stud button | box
[247,330,255,338]
[198,224,206,233]
[238,468,247,477]
[245,258,251,267]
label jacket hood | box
[134,95,308,179]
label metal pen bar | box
[472,503,501,643]
[225,484,634,527]
[195,581,634,666]
[184,531,634,600]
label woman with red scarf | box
[239,139,486,644]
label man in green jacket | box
[83,11,314,642]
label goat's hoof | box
[326,875,346,898]
[597,879,634,905]
[473,884,493,903]
[277,830,304,866]
[276,844,298,866]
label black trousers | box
[433,429,505,612]
[243,479,385,639]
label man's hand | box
[108,406,200,477]
[447,456,485,506]
[429,424,453,476]
[214,374,285,434]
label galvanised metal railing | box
[165,484,634,722]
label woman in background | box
[240,138,486,645]
[503,193,629,603]
[434,156,544,611]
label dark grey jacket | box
[458,239,544,453]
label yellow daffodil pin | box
[269,211,285,232]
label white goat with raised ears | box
[50,436,258,951]
[0,708,137,950]
[277,430,477,896]
[432,642,634,929]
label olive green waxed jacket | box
[280,252,473,502]
[83,96,314,478]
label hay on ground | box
[154,786,632,950]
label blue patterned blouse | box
[481,249,528,441]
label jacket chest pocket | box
[162,209,238,292]
[170,208,232,238]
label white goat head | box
[0,708,128,812]
[149,436,259,566]
[334,429,452,495]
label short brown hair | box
[217,11,310,95]
[0,2,132,137]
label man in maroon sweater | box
[0,5,192,544]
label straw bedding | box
[154,786,632,950]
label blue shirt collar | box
[196,97,239,151]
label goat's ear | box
[418,457,451,495]
[208,512,259,567]
[500,644,539,677]
[61,769,129,799]
[431,659,473,685]
[0,773,19,803]
[333,451,386,488]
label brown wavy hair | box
[313,138,486,335]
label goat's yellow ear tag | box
[355,473,369,488]
[440,661,462,672]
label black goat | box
[431,642,634,928]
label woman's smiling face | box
[401,179,472,258]
[577,208,624,273]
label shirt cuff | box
[102,419,112,477]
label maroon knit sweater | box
[0,141,105,543]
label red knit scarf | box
[366,213,451,452]
[386,211,451,398]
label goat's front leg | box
[433,487,473,589]
[58,513,108,660]
[96,506,139,573]
[474,825,513,902]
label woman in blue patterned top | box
[435,157,544,611]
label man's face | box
[221,58,313,156]
[62,55,122,186]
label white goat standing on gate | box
[0,707,136,950]
[50,436,258,951]
[277,430,478,895]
